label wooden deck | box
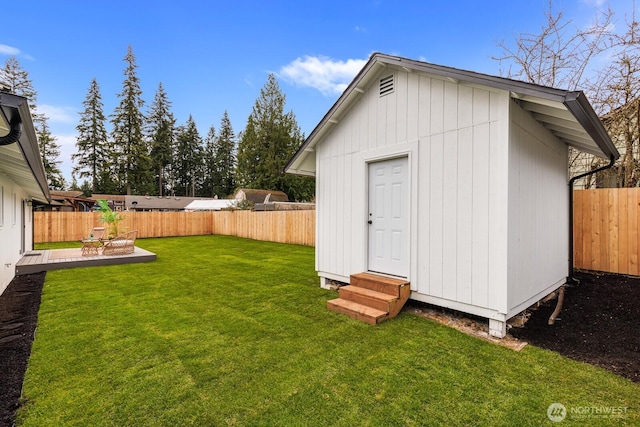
[15,247,157,275]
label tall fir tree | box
[236,74,314,201]
[111,45,151,194]
[215,111,236,197]
[36,118,66,190]
[202,125,217,197]
[173,115,203,197]
[202,111,237,198]
[72,78,109,193]
[147,82,175,196]
[0,57,38,115]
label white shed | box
[0,92,50,294]
[285,53,619,337]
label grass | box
[19,235,639,426]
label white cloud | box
[55,133,77,147]
[0,44,20,56]
[0,44,34,60]
[37,104,76,124]
[279,55,368,96]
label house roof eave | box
[0,92,50,203]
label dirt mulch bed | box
[0,272,44,427]
[509,270,640,383]
[0,270,637,424]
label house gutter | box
[567,155,616,282]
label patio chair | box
[82,226,106,241]
[102,230,138,256]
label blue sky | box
[1,0,635,185]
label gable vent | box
[379,74,395,97]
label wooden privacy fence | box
[573,188,640,276]
[34,210,316,247]
[32,189,640,276]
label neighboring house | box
[91,194,126,211]
[285,53,619,337]
[0,91,50,295]
[124,195,215,211]
[570,99,639,189]
[88,194,215,211]
[234,188,289,203]
[36,190,95,212]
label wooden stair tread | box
[350,273,409,297]
[327,298,387,324]
[351,272,409,287]
[340,285,397,301]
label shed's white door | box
[368,157,408,277]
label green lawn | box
[19,236,639,426]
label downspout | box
[31,202,35,251]
[550,154,616,326]
[0,117,21,145]
[567,155,616,283]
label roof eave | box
[284,53,620,174]
[563,91,620,160]
[17,100,51,203]
[0,92,50,203]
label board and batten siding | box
[506,100,568,316]
[0,176,33,294]
[413,77,510,317]
[316,68,512,319]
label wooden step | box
[327,298,387,325]
[350,272,409,297]
[339,285,397,312]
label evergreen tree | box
[72,78,109,192]
[147,82,175,196]
[202,111,237,198]
[69,175,80,191]
[1,57,46,133]
[173,115,203,196]
[111,46,151,194]
[236,74,314,201]
[0,57,38,116]
[79,180,93,197]
[202,125,217,197]
[216,111,237,197]
[36,118,66,190]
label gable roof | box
[285,53,620,177]
[0,91,50,202]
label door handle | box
[368,220,373,225]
